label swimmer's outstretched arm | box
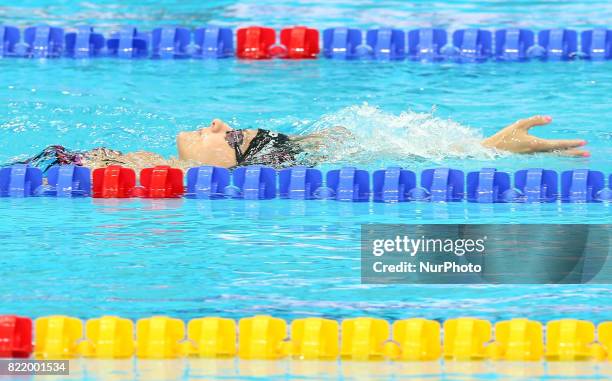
[481,115,589,157]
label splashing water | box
[298,104,499,166]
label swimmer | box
[5,115,588,173]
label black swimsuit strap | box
[237,129,303,168]
[225,130,246,164]
[240,129,270,162]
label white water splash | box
[300,104,498,164]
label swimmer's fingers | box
[556,149,591,158]
[535,138,587,152]
[513,115,553,131]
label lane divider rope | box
[1,164,611,203]
[1,25,611,61]
[1,315,610,361]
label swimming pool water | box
[0,2,611,377]
[2,198,610,323]
[3,0,612,31]
[1,56,610,321]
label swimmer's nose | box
[210,119,222,132]
[210,118,230,133]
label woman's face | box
[176,119,237,167]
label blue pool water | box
[0,2,611,378]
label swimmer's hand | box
[481,115,589,157]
